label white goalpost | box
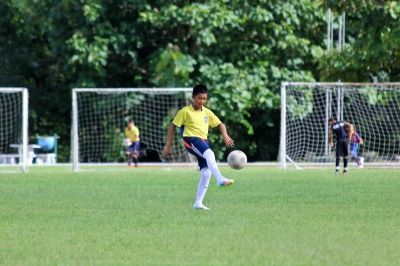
[0,88,29,172]
[280,82,400,168]
[71,88,193,171]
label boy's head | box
[127,119,135,127]
[192,84,208,110]
[192,84,208,97]
[328,118,336,126]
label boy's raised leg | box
[203,149,234,187]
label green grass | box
[1,166,400,265]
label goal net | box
[280,82,400,168]
[71,88,193,171]
[0,88,29,172]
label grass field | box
[1,165,400,265]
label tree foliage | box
[0,1,341,161]
[319,1,400,82]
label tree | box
[139,1,326,160]
[319,1,400,82]
[0,0,327,161]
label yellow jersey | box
[172,105,221,139]
[125,126,140,142]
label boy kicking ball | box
[162,84,234,210]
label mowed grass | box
[1,166,400,265]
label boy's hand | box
[218,123,234,147]
[162,145,171,159]
[223,135,234,147]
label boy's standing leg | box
[335,140,340,175]
[132,141,140,167]
[193,168,211,210]
[355,146,363,168]
[342,140,349,175]
[351,143,361,166]
[126,146,132,167]
[185,139,233,210]
[359,156,364,168]
[335,157,340,175]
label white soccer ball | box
[123,138,132,147]
[227,150,247,170]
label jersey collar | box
[191,104,203,112]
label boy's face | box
[192,93,208,109]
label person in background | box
[124,119,140,167]
[350,126,364,168]
[328,118,353,175]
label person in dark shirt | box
[328,118,353,175]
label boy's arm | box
[344,122,354,140]
[358,133,364,145]
[218,123,234,147]
[162,124,177,158]
[328,128,333,146]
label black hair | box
[328,118,335,123]
[192,84,208,97]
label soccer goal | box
[71,88,193,171]
[280,82,400,168]
[0,88,29,172]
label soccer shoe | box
[359,157,365,168]
[193,203,210,210]
[218,179,234,188]
[343,170,348,175]
[335,170,339,175]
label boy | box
[328,118,353,175]
[350,127,364,168]
[125,119,140,167]
[162,84,234,210]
